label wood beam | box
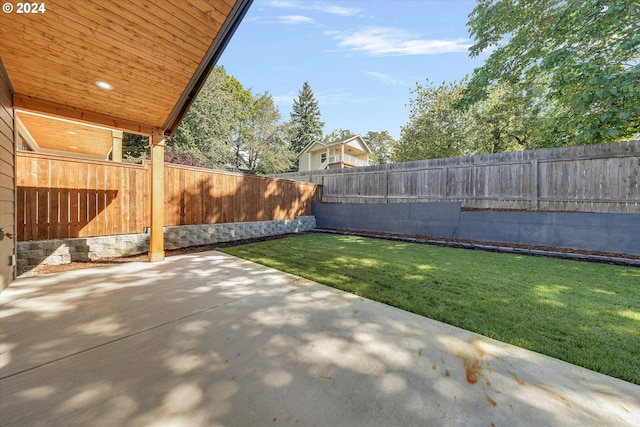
[13,94,156,136]
[112,131,123,162]
[148,129,166,262]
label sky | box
[219,0,488,140]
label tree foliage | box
[168,67,294,173]
[169,67,238,168]
[461,0,640,144]
[395,77,552,161]
[363,131,395,165]
[393,80,470,162]
[122,133,148,163]
[322,128,355,143]
[465,80,549,153]
[289,81,324,154]
[241,93,295,174]
[122,67,294,174]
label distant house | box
[298,135,372,172]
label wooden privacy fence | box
[274,140,640,214]
[16,151,321,241]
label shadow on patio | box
[1,252,639,426]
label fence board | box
[59,159,70,238]
[50,157,61,239]
[36,156,49,240]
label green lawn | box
[220,233,640,385]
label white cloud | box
[273,92,296,106]
[278,15,315,24]
[317,89,377,105]
[246,15,315,25]
[265,0,361,16]
[274,89,377,109]
[327,27,472,56]
[364,71,407,86]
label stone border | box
[17,216,316,273]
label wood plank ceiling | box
[17,111,116,158]
[0,0,251,136]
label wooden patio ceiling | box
[16,111,116,158]
[0,0,252,137]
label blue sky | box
[219,0,487,140]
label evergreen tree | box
[289,81,324,154]
[122,133,149,163]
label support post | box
[111,130,123,162]
[149,129,165,262]
[385,165,389,203]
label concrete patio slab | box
[1,251,639,426]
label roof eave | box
[297,140,326,158]
[164,0,254,137]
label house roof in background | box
[1,0,252,136]
[298,135,373,158]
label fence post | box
[531,157,539,211]
[444,166,449,201]
[385,165,389,203]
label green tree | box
[289,81,324,154]
[226,75,257,170]
[465,80,548,153]
[242,93,295,174]
[322,128,355,143]
[462,0,640,144]
[363,131,395,165]
[169,66,239,168]
[122,133,148,163]
[393,79,470,162]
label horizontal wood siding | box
[17,152,321,241]
[0,65,15,289]
[274,141,640,214]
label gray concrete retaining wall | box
[313,203,640,256]
[17,216,315,272]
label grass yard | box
[220,233,640,385]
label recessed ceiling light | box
[95,81,113,90]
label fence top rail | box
[17,150,146,170]
[148,161,320,187]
